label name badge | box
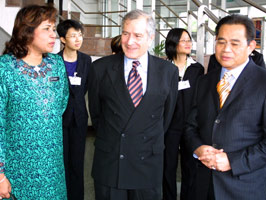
[178,80,190,90]
[49,76,60,82]
[69,72,81,86]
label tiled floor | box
[84,130,181,200]
[84,133,95,200]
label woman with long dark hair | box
[163,28,204,200]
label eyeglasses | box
[179,39,192,44]
[66,33,84,39]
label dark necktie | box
[127,61,143,107]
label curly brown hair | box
[3,4,57,58]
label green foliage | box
[153,40,165,57]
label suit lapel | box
[58,50,75,96]
[139,54,157,105]
[107,54,135,111]
[210,68,221,113]
[76,51,84,79]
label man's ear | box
[148,34,155,47]
[59,37,66,45]
[248,40,256,54]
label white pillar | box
[107,0,112,37]
[196,5,206,66]
[187,0,192,36]
[220,0,226,18]
[206,0,214,55]
[247,6,252,18]
[136,0,143,10]
[67,0,71,19]
[151,0,155,19]
[127,0,132,12]
[150,0,156,52]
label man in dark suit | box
[185,14,266,200]
[57,20,92,200]
[89,9,179,200]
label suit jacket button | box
[120,154,124,159]
[121,133,125,138]
[151,115,155,118]
[140,156,145,160]
[215,119,220,124]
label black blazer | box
[180,62,204,123]
[207,50,265,72]
[166,62,204,137]
[88,52,179,189]
[185,59,266,200]
[58,50,92,128]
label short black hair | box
[215,14,255,44]
[165,28,191,61]
[57,19,84,38]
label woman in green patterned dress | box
[0,4,68,199]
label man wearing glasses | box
[184,14,266,200]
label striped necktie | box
[217,72,231,108]
[127,61,143,107]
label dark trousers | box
[207,175,215,200]
[163,132,181,200]
[63,120,87,200]
[179,141,197,200]
[163,133,196,200]
[94,182,161,200]
[192,165,215,200]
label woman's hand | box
[0,174,11,199]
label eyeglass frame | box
[215,38,250,49]
[179,39,192,44]
[65,32,84,39]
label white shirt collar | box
[124,52,148,72]
[186,56,196,67]
[220,58,249,80]
[173,56,196,78]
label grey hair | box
[122,9,155,37]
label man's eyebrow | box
[217,37,241,42]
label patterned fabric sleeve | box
[0,56,8,173]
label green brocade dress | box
[0,53,69,199]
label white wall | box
[0,1,20,35]
[63,0,99,24]
[0,1,62,54]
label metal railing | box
[190,0,266,65]
[68,0,126,37]
[63,0,266,60]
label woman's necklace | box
[17,58,52,79]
